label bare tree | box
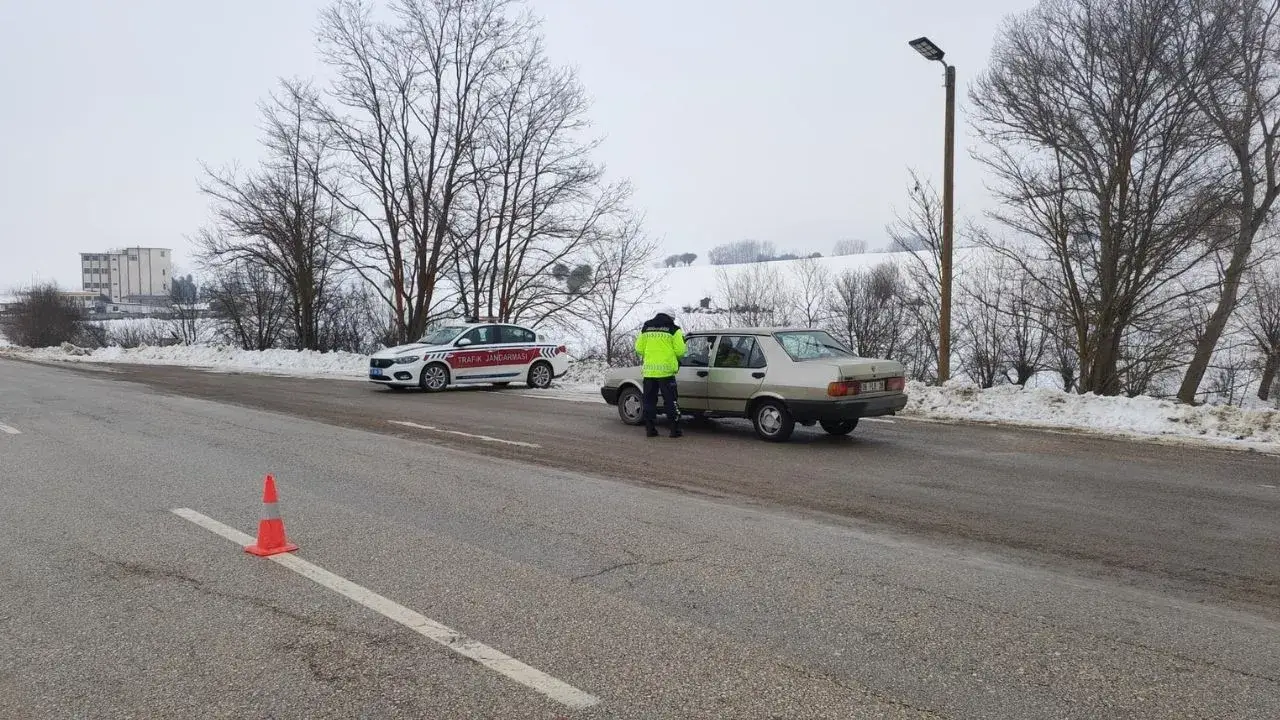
[1003,267,1051,386]
[1168,0,1280,402]
[709,239,778,266]
[832,238,869,256]
[887,169,945,377]
[715,264,793,326]
[825,263,911,360]
[448,36,628,326]
[1245,263,1280,398]
[203,260,289,351]
[971,0,1228,396]
[166,300,204,346]
[956,262,1009,388]
[790,256,830,328]
[199,83,350,351]
[311,0,528,343]
[577,215,659,364]
[315,282,384,353]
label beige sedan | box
[599,328,909,442]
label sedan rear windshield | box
[418,326,468,345]
[773,331,856,361]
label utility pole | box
[909,36,955,384]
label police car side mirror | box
[457,338,473,347]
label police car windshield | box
[774,331,855,361]
[419,326,468,345]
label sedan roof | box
[685,327,820,336]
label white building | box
[80,247,172,302]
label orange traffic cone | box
[245,474,299,556]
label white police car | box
[368,321,570,392]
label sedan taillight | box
[887,376,906,392]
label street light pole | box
[908,36,954,384]
[939,63,954,385]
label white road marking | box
[862,418,896,424]
[171,508,600,709]
[389,420,540,448]
[0,422,20,435]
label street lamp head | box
[909,36,946,63]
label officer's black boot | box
[645,422,659,438]
[669,419,682,438]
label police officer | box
[633,307,687,438]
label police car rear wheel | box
[419,363,450,393]
[527,361,553,389]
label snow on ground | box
[7,343,369,380]
[907,381,1280,452]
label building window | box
[160,251,166,257]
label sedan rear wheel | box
[819,419,858,435]
[617,386,644,425]
[752,399,795,442]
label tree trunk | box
[1178,206,1256,404]
[1260,351,1280,401]
[1085,323,1124,395]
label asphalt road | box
[2,357,1279,718]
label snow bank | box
[7,343,368,379]
[905,381,1280,452]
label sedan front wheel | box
[617,386,645,426]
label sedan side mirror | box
[457,338,473,347]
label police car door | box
[449,324,503,383]
[496,324,541,382]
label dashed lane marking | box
[0,422,20,435]
[389,420,541,448]
[171,508,600,709]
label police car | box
[367,321,570,392]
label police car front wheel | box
[419,363,450,393]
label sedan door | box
[706,335,768,413]
[672,334,715,412]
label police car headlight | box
[393,354,420,364]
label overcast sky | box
[0,0,1030,291]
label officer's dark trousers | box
[642,377,679,429]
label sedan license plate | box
[370,368,383,377]
[861,380,885,393]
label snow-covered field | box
[3,341,1277,453]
